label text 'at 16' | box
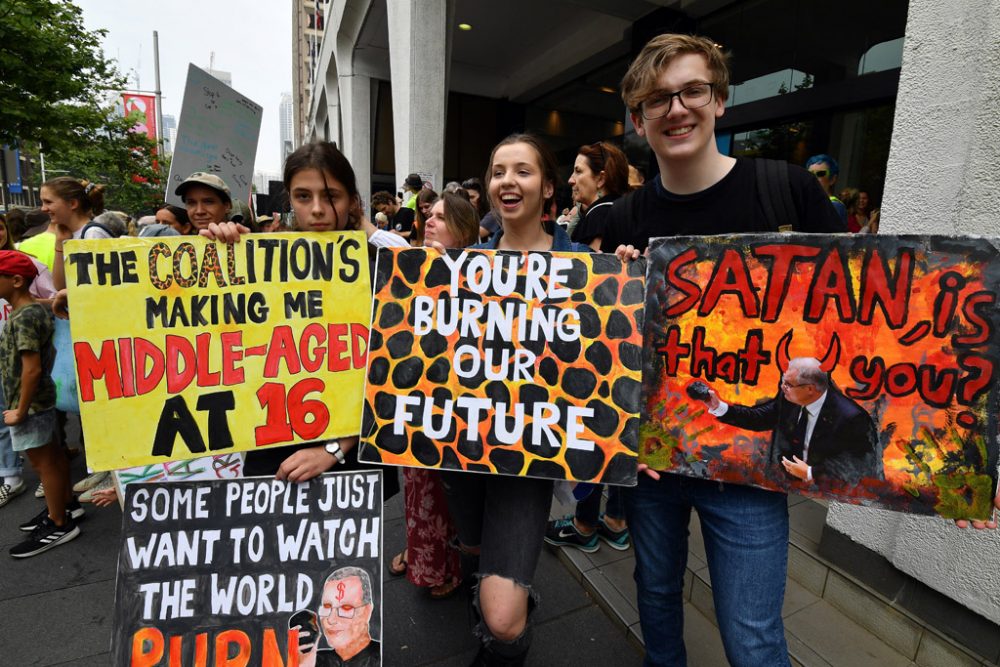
[255,379,331,446]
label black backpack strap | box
[755,158,796,232]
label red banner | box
[122,93,157,141]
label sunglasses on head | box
[810,169,830,178]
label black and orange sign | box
[112,473,383,666]
[642,234,999,520]
[358,248,642,485]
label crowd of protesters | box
[0,31,995,667]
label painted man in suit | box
[701,357,881,485]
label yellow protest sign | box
[65,233,370,471]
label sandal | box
[389,549,408,576]
[429,577,462,600]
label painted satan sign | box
[641,234,999,520]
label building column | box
[826,0,1000,625]
[339,73,373,207]
[385,0,448,190]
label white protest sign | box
[166,64,262,206]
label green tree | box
[0,0,125,152]
[34,109,168,215]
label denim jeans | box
[576,484,626,526]
[440,471,553,587]
[0,382,21,478]
[625,473,790,667]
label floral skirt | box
[402,467,461,587]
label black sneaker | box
[19,499,84,532]
[597,515,631,551]
[544,516,599,553]
[10,514,80,558]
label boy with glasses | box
[603,34,844,666]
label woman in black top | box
[568,141,628,250]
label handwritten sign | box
[358,248,642,485]
[113,453,245,503]
[111,472,383,666]
[642,234,1000,520]
[65,233,370,471]
[166,64,262,205]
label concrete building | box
[161,114,177,155]
[204,67,232,88]
[292,0,327,148]
[304,1,999,660]
[279,92,294,164]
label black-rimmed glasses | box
[640,83,714,120]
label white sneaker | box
[34,481,44,498]
[72,471,109,494]
[79,476,116,503]
[0,480,27,508]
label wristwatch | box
[324,440,346,465]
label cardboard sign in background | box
[359,248,642,485]
[111,473,382,666]
[165,64,262,206]
[642,234,1000,520]
[65,233,370,470]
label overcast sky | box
[75,0,292,175]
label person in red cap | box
[0,250,81,558]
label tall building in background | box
[205,67,233,88]
[292,0,325,147]
[162,114,177,154]
[280,92,294,164]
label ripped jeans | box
[440,471,553,636]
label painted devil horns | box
[775,330,841,374]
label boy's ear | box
[630,111,646,137]
[11,274,25,290]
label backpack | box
[80,220,124,239]
[754,158,797,232]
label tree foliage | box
[0,0,125,152]
[0,1,170,213]
[35,109,168,215]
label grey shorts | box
[10,408,56,452]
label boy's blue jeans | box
[625,473,791,667]
[0,383,22,478]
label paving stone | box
[824,571,922,659]
[689,570,716,626]
[531,548,594,623]
[582,567,639,628]
[51,654,112,667]
[600,551,638,603]
[786,631,834,667]
[784,599,915,667]
[553,541,594,579]
[788,541,829,597]
[586,541,635,568]
[818,524,908,601]
[684,549,707,577]
[530,605,643,667]
[0,581,115,665]
[788,493,810,508]
[683,601,730,667]
[914,631,983,667]
[788,498,828,548]
[688,510,707,563]
[783,576,822,618]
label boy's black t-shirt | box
[391,207,415,234]
[600,158,845,253]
